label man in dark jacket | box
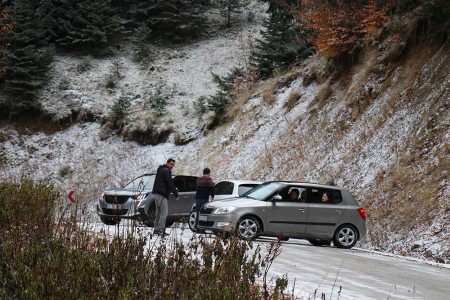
[194,168,214,233]
[152,158,179,236]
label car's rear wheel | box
[100,216,120,225]
[333,224,358,249]
[188,210,197,232]
[308,239,331,247]
[236,216,261,240]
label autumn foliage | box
[293,0,390,58]
[0,9,13,72]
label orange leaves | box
[294,0,390,58]
[1,9,14,71]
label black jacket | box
[152,165,179,198]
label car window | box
[238,184,259,196]
[185,177,197,192]
[215,181,234,195]
[242,182,283,200]
[308,188,340,204]
[124,175,155,190]
[173,178,186,192]
[277,186,307,202]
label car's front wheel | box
[188,210,197,232]
[236,216,261,240]
[333,224,358,249]
[308,239,331,247]
[143,203,156,227]
[100,216,120,225]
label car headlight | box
[213,207,237,214]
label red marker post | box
[67,190,76,203]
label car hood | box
[104,188,151,196]
[206,197,260,208]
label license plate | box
[106,204,122,209]
[199,215,207,221]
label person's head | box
[166,158,176,170]
[289,189,299,200]
[322,193,330,202]
[203,168,211,175]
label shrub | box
[0,179,290,299]
[108,95,131,128]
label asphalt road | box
[257,237,449,299]
[91,221,450,300]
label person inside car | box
[322,192,331,203]
[287,189,300,201]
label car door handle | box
[299,208,307,213]
[181,196,189,199]
[336,209,342,214]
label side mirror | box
[272,195,282,201]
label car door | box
[265,186,308,236]
[305,188,344,238]
[181,176,197,215]
[169,177,187,217]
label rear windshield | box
[124,175,156,190]
[242,182,282,200]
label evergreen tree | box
[207,68,243,116]
[109,94,131,128]
[251,0,312,79]
[216,0,250,27]
[144,0,206,41]
[41,0,123,51]
[3,0,54,115]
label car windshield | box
[241,182,283,200]
[124,175,156,190]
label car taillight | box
[357,208,366,220]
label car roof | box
[217,180,262,185]
[265,181,346,190]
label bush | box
[0,179,290,299]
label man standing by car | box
[152,158,179,236]
[195,168,214,233]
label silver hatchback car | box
[197,181,367,249]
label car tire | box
[100,216,120,225]
[333,224,358,249]
[236,216,261,241]
[165,219,175,228]
[308,239,331,247]
[143,203,156,227]
[188,210,197,232]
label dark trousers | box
[195,199,209,228]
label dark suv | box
[197,181,367,249]
[96,174,198,227]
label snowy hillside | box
[0,4,449,264]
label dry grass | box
[283,90,300,111]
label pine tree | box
[207,68,243,116]
[3,0,54,115]
[144,0,206,41]
[216,0,250,27]
[251,0,312,79]
[40,0,123,51]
